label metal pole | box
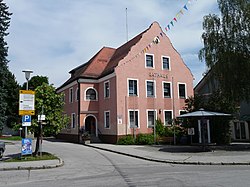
[172,77,176,145]
[25,79,29,138]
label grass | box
[6,152,58,162]
[0,136,22,141]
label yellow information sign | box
[19,90,35,115]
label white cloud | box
[6,0,219,87]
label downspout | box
[77,79,81,143]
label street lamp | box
[22,69,33,138]
[22,70,33,90]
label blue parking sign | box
[22,115,31,126]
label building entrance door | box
[85,116,96,137]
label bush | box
[135,134,154,145]
[117,135,134,145]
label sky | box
[6,0,219,87]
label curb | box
[85,144,250,166]
[0,157,64,171]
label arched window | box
[85,88,97,101]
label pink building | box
[57,22,193,143]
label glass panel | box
[148,111,155,127]
[129,80,137,96]
[105,112,110,128]
[129,111,138,128]
[179,84,186,98]
[164,83,171,98]
[147,81,154,97]
[164,111,172,125]
[163,57,169,70]
[146,55,153,67]
[86,89,96,100]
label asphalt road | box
[1,140,250,187]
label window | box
[164,111,172,126]
[75,88,79,101]
[86,88,97,100]
[147,110,156,128]
[179,110,187,115]
[128,79,138,96]
[163,82,171,98]
[104,81,110,98]
[129,110,139,128]
[146,54,154,68]
[146,80,155,97]
[69,88,73,103]
[104,111,110,128]
[162,56,170,70]
[178,83,186,98]
[71,113,76,128]
[62,92,65,102]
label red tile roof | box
[58,23,152,89]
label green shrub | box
[117,135,134,145]
[155,119,165,137]
[135,134,154,145]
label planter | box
[158,136,174,144]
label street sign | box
[188,128,195,135]
[38,115,46,121]
[21,138,32,155]
[22,115,31,126]
[19,90,35,115]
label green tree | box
[0,0,13,133]
[22,75,49,90]
[32,83,69,155]
[5,71,20,128]
[199,0,250,102]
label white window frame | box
[162,81,172,98]
[127,78,139,96]
[71,113,76,128]
[162,55,171,70]
[147,109,157,128]
[163,110,173,126]
[145,53,155,69]
[69,87,73,103]
[104,81,110,98]
[85,87,98,101]
[146,80,156,98]
[104,111,110,129]
[178,82,187,99]
[128,109,140,128]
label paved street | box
[1,140,250,187]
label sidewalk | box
[0,140,63,171]
[85,143,250,165]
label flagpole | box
[126,8,128,42]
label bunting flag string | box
[165,0,197,32]
[116,33,164,68]
[116,0,198,68]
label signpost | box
[19,90,35,116]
